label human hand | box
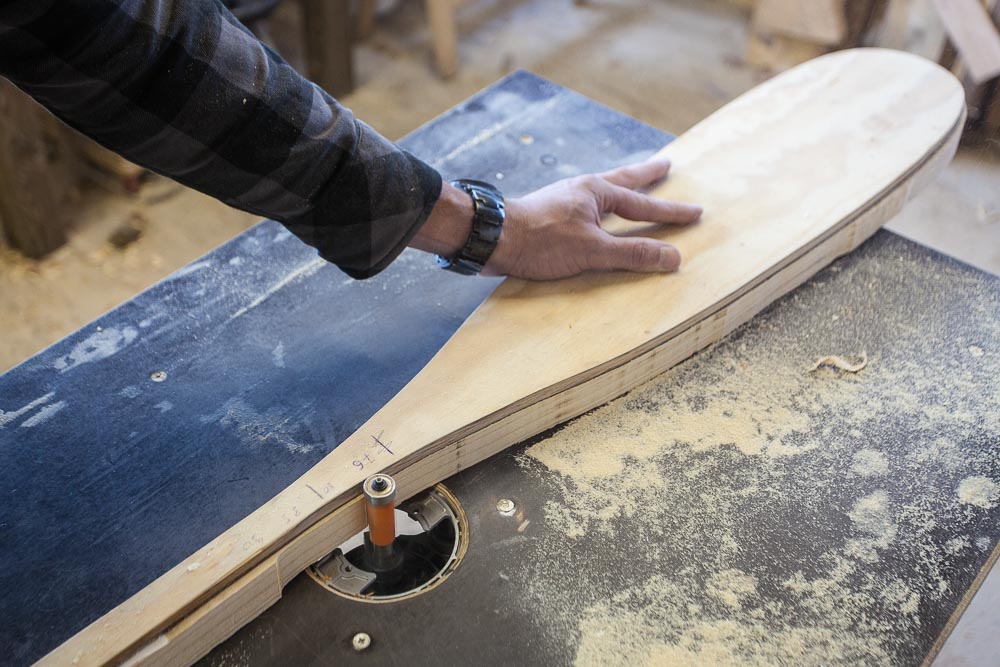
[483,158,702,280]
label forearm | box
[0,0,442,278]
[409,181,473,258]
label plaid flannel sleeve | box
[0,0,443,278]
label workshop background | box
[1,0,999,373]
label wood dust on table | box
[512,236,1000,666]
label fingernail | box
[659,245,681,271]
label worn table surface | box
[2,72,998,667]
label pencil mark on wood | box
[373,431,394,455]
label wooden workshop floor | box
[1,0,997,373]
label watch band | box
[436,179,505,275]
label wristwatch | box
[436,179,505,275]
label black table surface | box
[2,71,998,667]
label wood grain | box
[44,49,965,666]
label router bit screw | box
[496,498,515,514]
[371,476,388,492]
[352,632,371,651]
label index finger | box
[601,183,703,225]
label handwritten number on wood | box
[351,431,396,472]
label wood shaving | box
[809,353,868,373]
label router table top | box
[1,72,998,666]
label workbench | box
[1,72,997,666]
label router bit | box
[363,473,399,572]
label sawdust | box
[514,239,1000,666]
[523,340,853,540]
[851,449,889,477]
[849,490,896,540]
[573,572,902,666]
[957,476,999,509]
[705,569,758,609]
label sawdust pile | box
[851,449,889,477]
[514,243,1000,666]
[957,476,999,509]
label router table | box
[1,72,998,666]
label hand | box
[484,158,702,280]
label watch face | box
[451,179,503,198]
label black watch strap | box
[436,179,505,276]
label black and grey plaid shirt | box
[0,0,443,278]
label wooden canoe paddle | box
[46,48,965,666]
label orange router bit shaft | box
[363,474,396,547]
[366,502,396,546]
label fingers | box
[593,235,682,273]
[601,183,703,224]
[600,158,671,189]
[588,160,702,225]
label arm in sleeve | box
[0,0,442,277]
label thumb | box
[598,236,682,273]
